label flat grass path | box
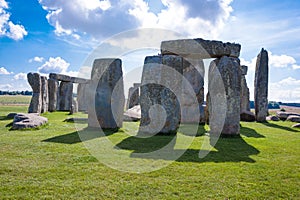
[0,106,299,199]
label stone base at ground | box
[292,123,300,128]
[12,113,48,130]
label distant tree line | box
[250,101,300,109]
[0,90,32,96]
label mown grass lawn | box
[0,95,31,105]
[0,105,299,199]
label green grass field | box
[0,95,31,105]
[0,105,299,199]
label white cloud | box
[269,53,296,68]
[14,72,27,80]
[292,64,300,70]
[241,52,300,71]
[0,0,27,40]
[0,83,13,90]
[29,56,44,63]
[39,0,233,40]
[0,66,11,74]
[38,57,70,74]
[269,77,300,102]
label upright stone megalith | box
[77,83,88,112]
[48,78,58,112]
[208,56,241,136]
[240,65,250,112]
[139,55,182,134]
[27,73,42,113]
[254,48,269,122]
[181,58,205,123]
[127,83,140,109]
[41,76,48,113]
[88,58,125,129]
[58,81,73,111]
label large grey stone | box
[161,38,241,59]
[292,123,300,128]
[139,55,183,134]
[276,111,300,120]
[181,58,205,123]
[48,78,58,112]
[57,81,73,111]
[77,83,88,112]
[208,56,241,136]
[127,85,140,109]
[240,111,256,122]
[27,73,42,113]
[88,58,125,129]
[12,113,48,130]
[49,73,90,84]
[254,48,269,122]
[41,76,48,113]
[240,65,250,112]
[286,115,300,123]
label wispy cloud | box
[29,56,44,63]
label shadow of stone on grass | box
[43,127,117,144]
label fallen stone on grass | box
[124,105,141,122]
[276,111,300,121]
[12,113,48,130]
[286,115,300,123]
[266,115,280,121]
[240,111,255,122]
[292,123,300,128]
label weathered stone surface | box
[276,111,300,120]
[240,111,256,122]
[240,65,250,112]
[27,73,42,113]
[292,123,300,128]
[124,105,141,121]
[88,58,125,129]
[12,113,48,130]
[127,85,139,109]
[41,76,48,113]
[208,56,241,136]
[70,98,78,115]
[48,78,58,112]
[266,115,280,121]
[77,83,88,111]
[161,38,241,59]
[57,81,73,111]
[49,73,90,84]
[286,115,300,123]
[139,55,182,134]
[181,58,205,123]
[254,48,269,122]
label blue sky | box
[0,0,300,102]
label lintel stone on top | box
[49,73,90,84]
[161,38,241,59]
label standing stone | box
[240,65,250,112]
[48,78,58,112]
[254,48,269,122]
[181,58,205,123]
[139,55,183,134]
[58,81,73,111]
[77,83,88,111]
[27,73,42,113]
[41,76,48,113]
[88,58,125,129]
[208,56,241,136]
[127,85,140,109]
